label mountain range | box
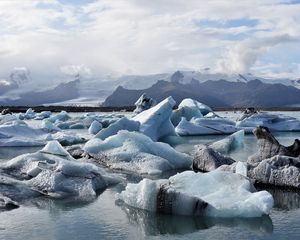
[1,69,300,107]
[103,78,300,108]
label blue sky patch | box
[196,18,258,29]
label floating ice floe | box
[0,141,119,200]
[133,93,156,114]
[35,111,52,120]
[117,170,273,218]
[133,97,177,141]
[48,111,71,123]
[41,120,61,132]
[237,111,300,132]
[18,108,36,120]
[175,117,239,136]
[0,120,85,147]
[84,130,192,175]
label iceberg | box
[133,93,156,114]
[0,120,85,147]
[248,126,300,164]
[237,111,300,132]
[133,97,176,141]
[0,121,46,146]
[247,155,300,189]
[171,98,214,126]
[175,117,239,136]
[41,120,60,132]
[192,145,235,172]
[0,141,118,199]
[18,108,36,120]
[48,111,71,123]
[84,130,192,175]
[35,111,52,120]
[118,170,273,218]
[88,120,103,135]
[209,130,245,154]
[95,117,140,140]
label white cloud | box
[0,0,299,83]
[60,65,92,77]
[216,34,299,73]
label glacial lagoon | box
[1,111,300,240]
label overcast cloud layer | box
[0,0,300,82]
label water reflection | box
[119,204,273,236]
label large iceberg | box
[84,130,192,175]
[132,97,176,141]
[118,170,273,218]
[0,141,118,200]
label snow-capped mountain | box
[117,70,300,90]
[0,67,299,106]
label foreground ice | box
[84,130,192,175]
[132,97,176,141]
[175,117,239,136]
[0,141,119,201]
[237,112,300,132]
[118,170,273,218]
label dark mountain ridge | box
[102,79,300,108]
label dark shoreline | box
[1,105,300,113]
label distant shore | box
[1,105,300,113]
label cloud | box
[0,0,299,83]
[216,34,299,73]
[60,65,92,77]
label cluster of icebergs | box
[1,94,300,221]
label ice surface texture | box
[133,96,176,141]
[237,112,300,132]
[0,141,117,200]
[84,130,192,175]
[118,170,273,218]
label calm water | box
[1,111,300,240]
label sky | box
[0,0,300,82]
